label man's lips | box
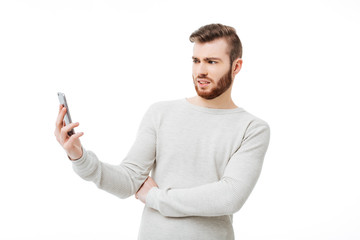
[196,78,211,84]
[198,80,210,84]
[197,78,211,87]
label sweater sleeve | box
[71,104,157,199]
[145,120,270,217]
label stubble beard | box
[193,67,233,100]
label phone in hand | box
[57,92,75,136]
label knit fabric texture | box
[72,98,270,240]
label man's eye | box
[208,61,217,64]
[193,59,199,63]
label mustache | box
[195,76,213,82]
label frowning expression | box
[192,38,233,100]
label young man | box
[55,23,270,240]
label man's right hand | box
[54,104,84,160]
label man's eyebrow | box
[204,57,222,62]
[192,57,222,62]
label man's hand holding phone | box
[54,104,84,160]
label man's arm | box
[143,121,270,217]
[70,104,157,199]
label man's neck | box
[186,95,238,109]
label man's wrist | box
[68,146,85,162]
[68,154,82,161]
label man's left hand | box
[135,176,158,204]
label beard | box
[193,67,233,100]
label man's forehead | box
[192,38,230,59]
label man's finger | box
[61,122,79,134]
[60,122,79,141]
[66,132,84,146]
[55,105,66,137]
[56,106,67,129]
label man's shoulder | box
[231,107,270,131]
[241,109,268,122]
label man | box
[55,23,270,240]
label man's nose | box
[196,63,208,77]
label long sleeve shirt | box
[72,98,270,240]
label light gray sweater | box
[72,98,270,240]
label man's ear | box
[232,58,243,77]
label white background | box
[1,0,359,239]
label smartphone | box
[57,92,75,136]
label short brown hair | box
[189,23,242,64]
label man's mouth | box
[197,79,211,87]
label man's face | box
[192,38,233,100]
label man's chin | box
[197,92,219,100]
